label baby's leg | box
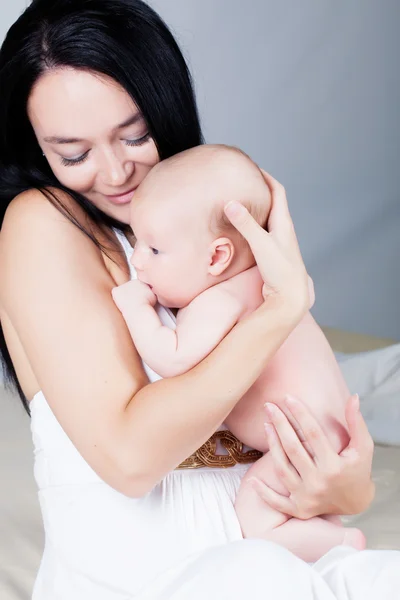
[236,453,366,562]
[235,454,289,535]
[265,517,366,563]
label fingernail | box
[285,394,297,406]
[224,200,245,218]
[264,423,275,444]
[353,393,360,412]
[265,403,276,418]
[246,476,260,489]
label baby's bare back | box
[222,268,350,454]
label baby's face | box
[130,198,211,308]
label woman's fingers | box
[247,477,295,515]
[268,402,315,457]
[259,169,302,254]
[224,201,272,254]
[259,169,291,230]
[265,403,314,475]
[223,202,285,299]
[282,395,336,465]
[224,173,310,314]
[344,394,374,457]
[264,424,300,491]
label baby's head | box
[130,144,270,308]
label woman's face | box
[27,68,160,224]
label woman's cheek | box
[51,163,94,195]
[141,139,160,167]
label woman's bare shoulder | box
[1,188,127,285]
[3,187,93,240]
[2,188,81,253]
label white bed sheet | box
[0,341,399,599]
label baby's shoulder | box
[223,266,263,307]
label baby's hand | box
[112,279,157,314]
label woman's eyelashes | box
[124,132,151,147]
[150,247,159,255]
[61,150,90,167]
[59,132,151,167]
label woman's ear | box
[208,237,235,276]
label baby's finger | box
[111,284,130,310]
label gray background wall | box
[2,1,399,339]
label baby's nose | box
[130,249,143,271]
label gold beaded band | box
[176,430,263,470]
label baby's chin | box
[155,292,194,310]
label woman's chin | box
[88,196,132,225]
[108,204,132,225]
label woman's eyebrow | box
[43,114,143,144]
[43,135,83,144]
[117,113,143,129]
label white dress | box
[31,232,400,599]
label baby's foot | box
[343,528,367,550]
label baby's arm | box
[113,280,243,378]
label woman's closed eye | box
[125,132,151,147]
[61,150,90,167]
[60,132,151,167]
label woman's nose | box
[100,149,134,187]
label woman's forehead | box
[27,68,139,139]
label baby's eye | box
[150,247,159,255]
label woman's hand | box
[224,171,311,321]
[250,394,375,518]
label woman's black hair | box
[0,0,203,412]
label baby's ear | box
[207,237,235,276]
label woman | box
[0,1,397,599]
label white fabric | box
[2,389,400,600]
[336,345,400,446]
[28,390,400,600]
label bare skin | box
[0,68,374,517]
[113,146,366,560]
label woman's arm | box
[225,172,375,516]
[1,185,308,497]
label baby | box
[113,144,366,562]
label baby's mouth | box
[138,277,153,290]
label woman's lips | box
[105,188,136,205]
